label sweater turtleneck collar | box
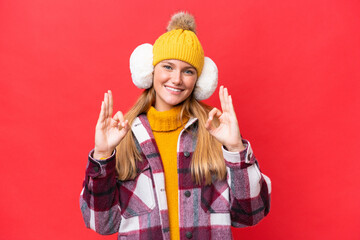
[147,105,189,132]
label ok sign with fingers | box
[205,86,246,152]
[94,90,130,159]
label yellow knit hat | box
[153,12,205,76]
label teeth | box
[165,86,182,92]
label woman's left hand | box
[205,86,246,152]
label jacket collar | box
[131,113,197,143]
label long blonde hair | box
[115,87,226,185]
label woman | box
[80,12,271,240]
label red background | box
[1,0,360,239]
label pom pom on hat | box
[167,11,196,33]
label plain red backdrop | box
[1,0,360,239]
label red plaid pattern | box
[80,114,271,239]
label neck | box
[154,102,173,112]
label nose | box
[171,71,182,85]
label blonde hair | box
[115,87,226,185]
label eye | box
[185,69,195,75]
[163,65,172,70]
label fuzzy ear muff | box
[129,43,154,89]
[194,57,218,100]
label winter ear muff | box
[129,43,154,89]
[193,57,218,100]
[129,44,218,100]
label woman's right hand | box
[94,90,130,159]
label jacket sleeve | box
[223,139,271,227]
[79,149,121,235]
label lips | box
[164,85,184,93]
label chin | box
[165,98,184,106]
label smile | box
[165,86,183,92]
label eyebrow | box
[162,61,196,70]
[162,61,175,66]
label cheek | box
[185,77,197,91]
[153,70,167,87]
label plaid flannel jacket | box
[80,114,271,240]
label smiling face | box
[153,59,198,111]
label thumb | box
[112,111,125,127]
[205,108,222,131]
[119,120,130,138]
[205,117,218,136]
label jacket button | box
[93,166,99,172]
[184,190,191,197]
[184,151,190,157]
[186,231,192,239]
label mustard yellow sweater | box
[147,106,189,240]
